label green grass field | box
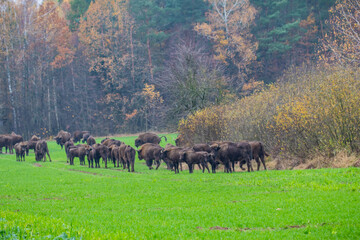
[1,133,360,239]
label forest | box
[0,0,353,141]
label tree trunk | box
[52,71,60,131]
[47,85,52,132]
[5,44,17,132]
[147,36,154,82]
[130,25,135,85]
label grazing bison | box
[239,141,268,171]
[161,147,187,174]
[135,133,167,148]
[210,141,252,173]
[54,130,71,149]
[82,133,91,143]
[68,145,91,165]
[137,143,164,170]
[88,144,109,168]
[124,145,136,172]
[180,149,211,173]
[35,140,51,162]
[72,131,89,143]
[86,136,96,146]
[14,142,26,161]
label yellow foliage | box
[178,66,360,158]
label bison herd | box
[1,131,269,174]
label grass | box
[0,133,359,239]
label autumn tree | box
[322,0,360,65]
[194,0,258,89]
[139,84,163,131]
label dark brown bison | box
[137,143,164,170]
[135,133,167,148]
[102,138,122,147]
[25,136,40,156]
[180,149,212,173]
[101,138,109,144]
[14,142,26,161]
[109,144,120,168]
[86,136,96,146]
[35,140,51,162]
[68,145,91,165]
[0,135,12,153]
[82,133,91,143]
[118,144,127,168]
[161,147,187,174]
[239,141,268,171]
[88,144,109,168]
[72,131,89,143]
[8,133,23,154]
[192,144,219,173]
[54,130,71,149]
[64,140,75,163]
[124,145,136,172]
[210,141,252,173]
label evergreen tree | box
[251,0,336,83]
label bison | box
[102,138,122,147]
[0,135,12,153]
[68,145,91,165]
[54,130,71,149]
[72,131,89,143]
[137,143,164,170]
[14,142,26,161]
[124,145,136,172]
[35,140,51,162]
[88,144,109,168]
[210,141,252,173]
[86,136,96,146]
[161,146,187,174]
[135,133,167,148]
[180,149,212,173]
[239,141,268,171]
[82,133,91,143]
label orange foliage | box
[194,0,258,74]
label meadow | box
[1,133,360,239]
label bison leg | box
[146,159,153,170]
[155,160,161,170]
[239,160,246,170]
[247,157,252,172]
[203,162,210,173]
[260,155,267,170]
[130,160,135,172]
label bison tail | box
[160,136,167,142]
[264,152,269,157]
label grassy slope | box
[0,133,359,239]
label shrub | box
[178,66,360,162]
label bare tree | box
[157,39,227,124]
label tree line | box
[0,0,337,138]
